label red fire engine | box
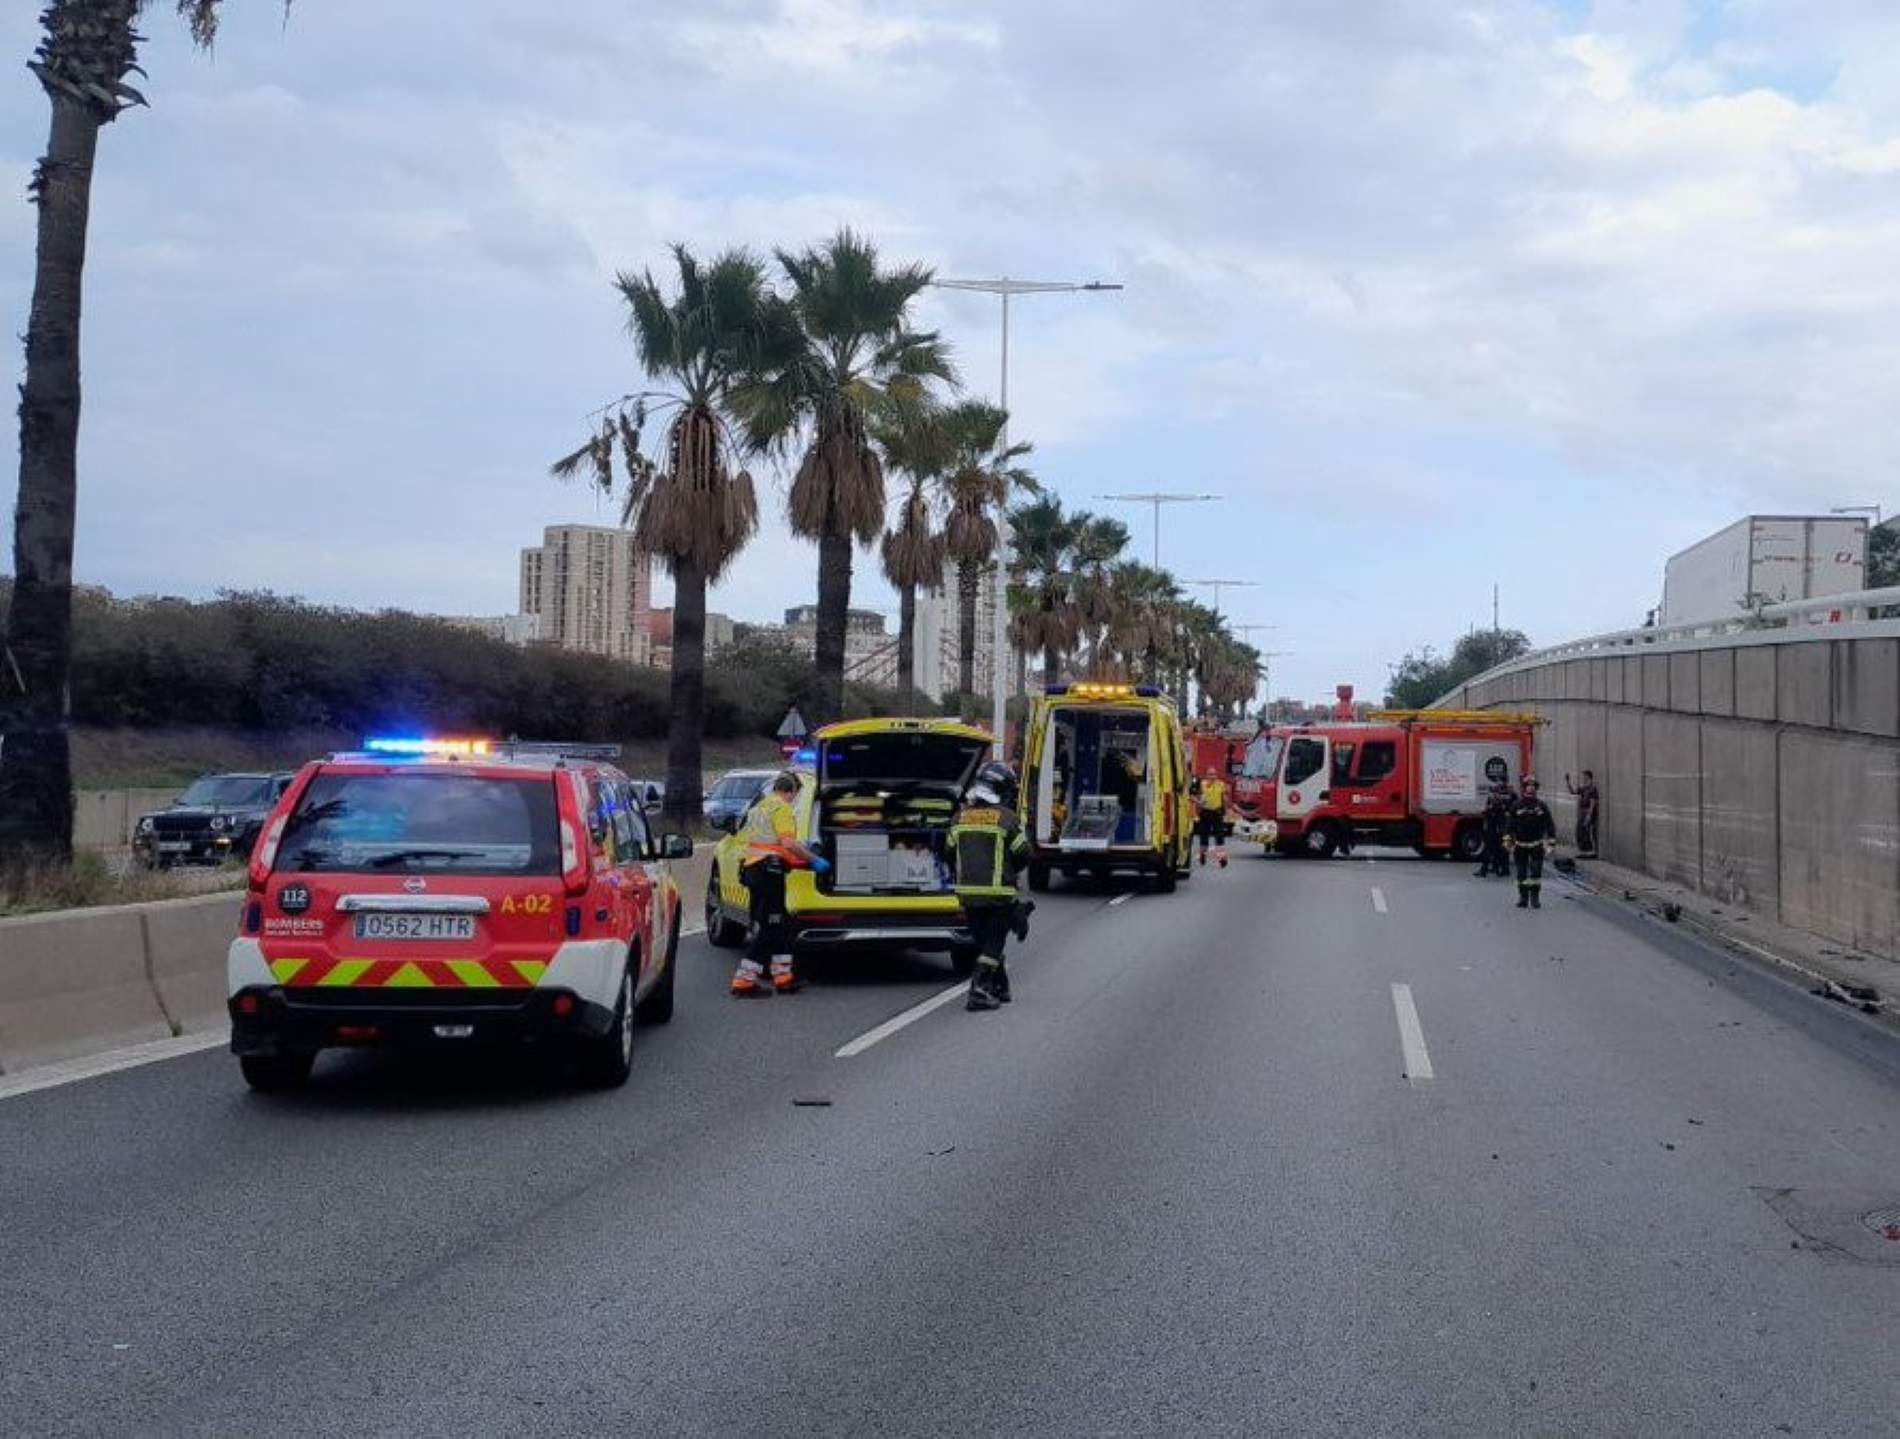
[1231,709,1540,860]
[1186,723,1252,784]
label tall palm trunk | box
[1043,643,1061,689]
[813,529,852,722]
[0,94,103,866]
[956,559,978,700]
[895,583,916,711]
[661,558,708,830]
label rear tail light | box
[551,994,575,1018]
[236,993,261,1016]
[248,815,287,889]
[559,818,589,896]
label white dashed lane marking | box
[1391,983,1435,1083]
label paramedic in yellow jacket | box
[732,771,826,997]
[952,761,1033,1012]
[1191,771,1230,868]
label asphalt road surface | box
[5,853,1899,1436]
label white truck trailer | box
[1659,515,1868,627]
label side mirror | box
[660,832,694,860]
[712,813,739,835]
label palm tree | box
[1069,515,1130,677]
[0,1,257,866]
[552,246,796,829]
[874,400,951,706]
[1105,563,1183,685]
[938,401,1035,704]
[1008,495,1091,687]
[738,230,956,723]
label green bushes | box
[2,584,933,744]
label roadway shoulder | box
[1562,855,1897,1030]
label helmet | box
[970,760,1018,807]
[1521,775,1540,791]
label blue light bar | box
[790,746,817,770]
[363,736,493,756]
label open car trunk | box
[1033,706,1156,848]
[814,728,990,896]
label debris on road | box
[1811,979,1882,1015]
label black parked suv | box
[134,771,294,867]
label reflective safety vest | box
[743,794,804,867]
[949,806,1028,901]
[1199,778,1227,813]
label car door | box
[600,777,656,977]
[1349,739,1406,823]
[622,790,671,978]
[1277,735,1331,823]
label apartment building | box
[518,524,652,664]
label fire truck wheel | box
[949,944,979,977]
[1451,823,1485,863]
[1153,862,1178,894]
[1302,823,1341,859]
[1027,861,1051,893]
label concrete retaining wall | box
[1449,631,1900,960]
[73,788,183,851]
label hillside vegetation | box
[3,585,928,786]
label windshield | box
[711,774,767,801]
[179,775,272,808]
[276,772,560,875]
[1241,735,1284,781]
[821,734,986,791]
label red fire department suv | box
[226,738,687,1092]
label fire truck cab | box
[1232,710,1539,860]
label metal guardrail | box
[1444,586,1900,699]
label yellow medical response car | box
[1020,683,1194,892]
[704,718,994,976]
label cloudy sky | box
[4,0,1898,702]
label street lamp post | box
[930,277,1124,755]
[1185,578,1257,615]
[1251,650,1291,719]
[1096,492,1220,566]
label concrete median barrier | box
[0,905,175,1074]
[141,893,246,1035]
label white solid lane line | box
[1109,892,1135,908]
[1390,983,1435,1083]
[0,1032,227,1103]
[835,981,972,1059]
[681,924,706,938]
[1370,886,1388,914]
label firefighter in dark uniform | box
[1506,775,1557,909]
[1476,778,1514,878]
[952,761,1034,1012]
